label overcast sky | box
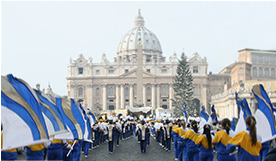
[2,1,276,96]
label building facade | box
[67,10,210,116]
[211,49,276,118]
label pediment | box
[119,68,156,78]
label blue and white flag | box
[200,106,209,122]
[1,75,49,150]
[253,84,276,143]
[234,92,252,134]
[231,117,237,131]
[54,98,85,140]
[34,89,68,136]
[88,110,97,126]
[182,102,188,122]
[78,103,92,142]
[199,106,210,129]
[210,105,218,123]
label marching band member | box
[164,120,173,151]
[195,124,214,161]
[107,119,118,154]
[183,120,200,161]
[227,116,262,161]
[155,119,162,143]
[177,121,189,161]
[136,120,150,153]
[115,118,122,147]
[212,118,235,161]
[172,119,181,160]
[136,120,142,143]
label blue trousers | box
[217,154,236,161]
[72,141,81,161]
[47,148,63,160]
[26,155,44,160]
[83,141,90,155]
[173,136,178,159]
[63,148,73,161]
[166,137,171,150]
[140,140,147,152]
[1,151,17,160]
[157,131,161,142]
[116,132,120,145]
[199,150,213,161]
[187,148,199,161]
[108,140,114,152]
[147,133,150,145]
[178,142,185,161]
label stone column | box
[156,84,160,108]
[102,84,107,110]
[151,84,156,108]
[88,84,93,111]
[130,84,134,107]
[169,84,173,109]
[121,84,125,109]
[116,84,120,109]
[143,84,146,106]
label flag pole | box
[66,140,77,157]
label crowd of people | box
[2,115,276,161]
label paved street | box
[17,136,175,161]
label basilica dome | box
[117,10,162,60]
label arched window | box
[109,87,114,96]
[265,68,269,76]
[271,68,275,77]
[125,87,129,97]
[147,87,151,96]
[78,87,83,97]
[162,86,167,96]
[259,67,263,76]
[252,67,257,76]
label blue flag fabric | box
[1,75,49,150]
[6,74,49,135]
[211,105,218,122]
[200,106,209,122]
[235,92,252,120]
[182,102,188,121]
[35,89,67,134]
[252,84,276,142]
[79,104,91,141]
[88,110,97,125]
[231,117,237,131]
[56,98,84,139]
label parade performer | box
[136,120,150,153]
[62,139,74,161]
[116,118,122,146]
[195,124,214,161]
[212,118,236,161]
[227,116,262,161]
[1,131,17,160]
[177,121,189,161]
[155,119,162,143]
[164,120,173,151]
[107,119,118,154]
[171,119,181,160]
[183,120,200,161]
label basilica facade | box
[67,10,212,116]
